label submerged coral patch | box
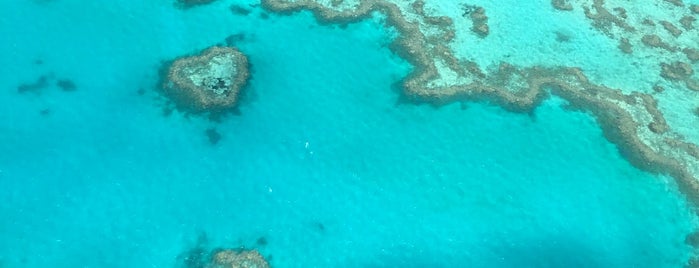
[552,0,574,11]
[205,127,222,145]
[178,233,270,268]
[175,0,216,9]
[230,4,252,15]
[469,6,489,37]
[210,249,270,268]
[56,79,77,91]
[660,61,693,81]
[17,73,78,94]
[17,74,51,94]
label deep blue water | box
[0,1,697,267]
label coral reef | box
[17,74,77,94]
[618,38,632,54]
[225,33,246,46]
[641,34,676,51]
[684,48,699,62]
[555,31,571,42]
[259,1,699,245]
[582,0,634,36]
[660,61,693,81]
[256,237,268,246]
[209,249,270,268]
[691,4,699,14]
[552,0,574,11]
[612,7,627,19]
[664,0,684,7]
[659,61,698,90]
[660,20,683,37]
[163,46,250,113]
[205,128,222,145]
[17,74,51,94]
[176,0,217,9]
[178,232,269,268]
[680,16,695,30]
[230,4,252,16]
[469,7,489,37]
[56,79,76,91]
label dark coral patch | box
[17,75,51,94]
[175,0,216,9]
[230,4,251,16]
[205,128,222,145]
[56,79,77,91]
[256,236,268,246]
[225,33,246,46]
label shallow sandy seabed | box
[259,0,699,249]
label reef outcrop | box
[691,4,699,14]
[469,7,489,37]
[209,249,270,268]
[179,232,269,268]
[552,0,574,11]
[163,46,249,113]
[641,34,676,51]
[660,61,693,81]
[618,38,633,54]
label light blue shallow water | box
[0,1,697,267]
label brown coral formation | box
[411,1,453,26]
[163,46,250,113]
[664,0,684,7]
[659,62,698,91]
[641,34,677,51]
[660,62,693,80]
[469,7,489,37]
[680,16,695,30]
[618,38,633,54]
[578,0,699,95]
[660,20,683,37]
[612,7,627,19]
[691,4,699,14]
[684,48,699,62]
[642,18,656,26]
[209,249,270,268]
[331,0,343,7]
[583,0,635,36]
[552,0,573,11]
[687,79,699,91]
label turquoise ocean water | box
[1,0,697,267]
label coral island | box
[163,46,250,113]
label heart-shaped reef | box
[164,46,250,113]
